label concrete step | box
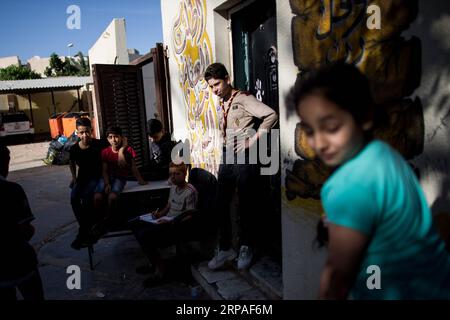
[191,256,282,300]
[245,256,283,299]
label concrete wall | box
[0,56,20,68]
[88,18,130,69]
[161,0,223,175]
[277,0,327,299]
[27,56,51,77]
[0,95,7,109]
[128,48,142,63]
[406,2,450,216]
[88,18,129,138]
[142,62,157,120]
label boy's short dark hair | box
[76,117,92,129]
[106,126,122,136]
[204,63,229,81]
[147,119,163,136]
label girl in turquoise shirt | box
[290,62,450,299]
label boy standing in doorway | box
[205,63,278,271]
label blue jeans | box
[94,177,127,194]
[70,178,99,236]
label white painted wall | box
[27,56,51,77]
[161,0,187,142]
[161,0,227,178]
[142,62,157,121]
[88,18,129,137]
[276,0,327,299]
[161,0,227,143]
[88,18,129,68]
[406,2,450,216]
[0,56,20,68]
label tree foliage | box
[44,52,90,77]
[0,64,42,80]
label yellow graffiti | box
[172,0,221,175]
[288,0,422,213]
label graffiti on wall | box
[171,0,221,175]
[286,0,423,211]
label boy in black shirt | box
[146,119,177,180]
[0,143,44,300]
[69,118,107,249]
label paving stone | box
[216,277,253,300]
[239,288,267,300]
[249,256,283,298]
[197,262,238,284]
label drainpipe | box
[27,93,34,125]
[51,89,56,114]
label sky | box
[0,0,163,61]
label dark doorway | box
[231,0,281,258]
[231,0,279,112]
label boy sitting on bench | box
[93,126,147,237]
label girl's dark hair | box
[288,62,375,126]
[204,63,229,81]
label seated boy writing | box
[130,162,198,287]
[93,126,147,236]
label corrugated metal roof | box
[0,76,92,92]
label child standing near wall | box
[290,62,450,299]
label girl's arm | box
[319,224,369,300]
[130,158,147,185]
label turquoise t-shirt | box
[321,139,450,299]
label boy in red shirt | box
[93,126,146,235]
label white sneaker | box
[208,248,237,270]
[237,245,253,270]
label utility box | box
[48,112,66,139]
[62,112,80,138]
